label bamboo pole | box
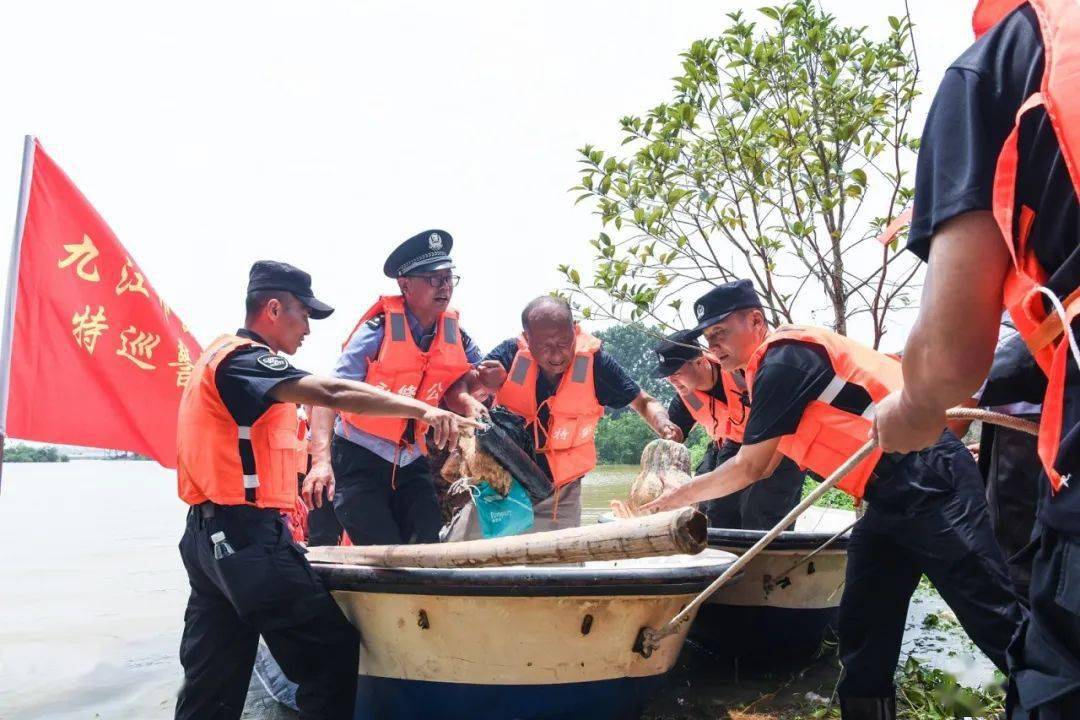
[305,507,707,569]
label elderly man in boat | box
[642,279,1021,720]
[445,295,681,538]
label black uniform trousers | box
[701,440,805,530]
[1007,523,1080,719]
[837,433,1022,701]
[979,419,1042,602]
[331,436,442,545]
[175,504,359,720]
[308,492,344,547]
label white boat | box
[307,549,739,720]
[690,506,855,662]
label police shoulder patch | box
[257,354,291,372]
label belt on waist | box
[193,501,281,520]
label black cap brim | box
[651,361,687,379]
[692,310,735,333]
[297,294,335,320]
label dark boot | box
[839,695,896,720]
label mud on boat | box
[305,549,739,720]
[691,506,855,662]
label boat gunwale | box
[707,527,852,552]
[311,557,741,597]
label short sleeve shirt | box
[908,5,1080,301]
[214,329,310,426]
[908,4,1080,531]
[485,338,641,418]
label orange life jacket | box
[296,412,311,477]
[339,295,471,453]
[745,326,903,500]
[177,334,298,510]
[976,0,1080,492]
[673,356,749,443]
[496,328,605,489]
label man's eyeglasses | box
[409,273,461,288]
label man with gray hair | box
[464,295,680,531]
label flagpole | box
[0,135,37,490]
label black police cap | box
[652,328,705,378]
[692,279,761,332]
[383,229,455,278]
[247,260,335,320]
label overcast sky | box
[0,0,973,369]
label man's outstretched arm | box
[640,437,783,512]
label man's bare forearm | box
[667,446,770,506]
[901,211,1009,414]
[632,392,672,434]
[272,375,431,421]
[308,406,336,463]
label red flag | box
[1,138,200,467]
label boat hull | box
[691,511,853,662]
[314,551,737,720]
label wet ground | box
[0,461,998,720]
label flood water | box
[0,461,996,719]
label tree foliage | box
[594,323,675,407]
[3,442,69,463]
[562,1,921,347]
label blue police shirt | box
[332,306,482,465]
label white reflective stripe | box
[237,426,252,440]
[243,474,260,488]
[861,403,877,420]
[816,375,846,405]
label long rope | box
[633,408,1040,657]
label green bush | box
[802,476,855,510]
[3,442,69,463]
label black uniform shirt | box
[215,329,310,426]
[908,4,1080,530]
[743,342,874,445]
[909,5,1080,301]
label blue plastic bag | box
[470,478,534,538]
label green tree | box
[3,442,70,463]
[562,1,921,347]
[594,323,675,407]
[595,411,708,465]
[594,412,659,465]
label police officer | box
[305,230,485,546]
[643,280,1021,720]
[653,318,803,530]
[175,261,474,719]
[476,295,681,531]
[871,4,1080,717]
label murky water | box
[0,461,997,719]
